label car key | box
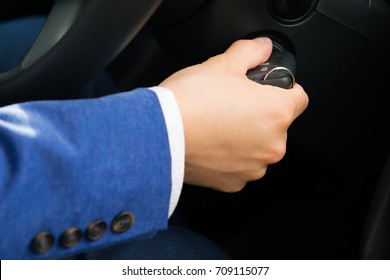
[246,50,296,89]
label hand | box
[160,37,309,192]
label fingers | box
[220,37,273,74]
[287,83,309,120]
[221,38,308,121]
[223,38,308,120]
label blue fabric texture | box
[84,226,231,260]
[0,90,172,259]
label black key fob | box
[246,50,296,89]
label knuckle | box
[272,108,294,129]
[302,90,309,107]
[268,110,294,133]
[268,141,287,163]
[223,181,247,193]
[247,168,267,181]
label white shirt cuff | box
[149,86,185,218]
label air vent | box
[268,0,318,24]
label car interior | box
[1,0,390,260]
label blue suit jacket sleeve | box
[0,88,172,259]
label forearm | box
[0,88,175,259]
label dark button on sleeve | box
[31,231,54,254]
[111,212,135,233]
[86,220,107,241]
[60,227,83,248]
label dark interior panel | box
[1,0,389,260]
[0,0,51,21]
[145,0,390,259]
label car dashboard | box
[1,0,390,260]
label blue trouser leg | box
[83,226,231,260]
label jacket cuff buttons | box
[60,227,83,248]
[31,211,134,254]
[31,231,55,254]
[86,220,107,241]
[111,212,135,233]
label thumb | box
[223,37,273,74]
